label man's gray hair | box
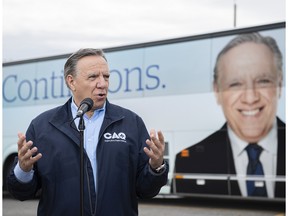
[213,32,283,84]
[64,48,107,88]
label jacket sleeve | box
[6,121,41,201]
[135,116,169,199]
[7,158,40,201]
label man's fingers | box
[146,130,165,152]
[157,131,165,144]
[32,152,43,161]
[150,130,165,147]
[146,139,160,156]
[143,147,152,157]
[18,141,33,157]
[17,133,26,151]
[19,148,42,172]
[21,146,36,160]
[144,129,166,169]
[28,152,42,165]
[16,132,42,172]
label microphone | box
[76,98,94,117]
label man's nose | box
[96,76,106,88]
[240,85,260,104]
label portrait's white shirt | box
[228,119,278,198]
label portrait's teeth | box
[242,109,259,116]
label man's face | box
[67,55,110,113]
[214,42,282,143]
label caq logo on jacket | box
[104,132,127,143]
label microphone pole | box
[78,116,85,216]
[76,98,93,216]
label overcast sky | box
[3,0,286,62]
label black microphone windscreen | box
[80,98,94,110]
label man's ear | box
[213,81,219,104]
[213,82,221,105]
[277,74,283,98]
[66,75,76,91]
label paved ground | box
[3,194,285,216]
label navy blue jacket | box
[7,98,168,216]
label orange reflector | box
[181,149,189,157]
[175,175,183,179]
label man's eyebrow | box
[86,72,98,77]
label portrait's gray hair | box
[213,32,283,84]
[64,48,107,88]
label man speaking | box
[7,48,169,215]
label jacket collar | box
[47,97,125,146]
[49,97,80,145]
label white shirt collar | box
[71,98,106,119]
[228,118,278,156]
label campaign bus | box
[3,22,285,201]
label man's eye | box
[258,79,271,84]
[229,82,241,88]
[256,78,275,88]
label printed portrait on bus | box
[174,32,285,199]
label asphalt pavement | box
[3,193,285,216]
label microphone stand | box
[78,116,85,216]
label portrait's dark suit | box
[174,118,285,198]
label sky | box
[2,0,286,62]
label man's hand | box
[17,132,42,172]
[144,129,165,169]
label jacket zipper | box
[93,117,124,215]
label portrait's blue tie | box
[246,143,267,197]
